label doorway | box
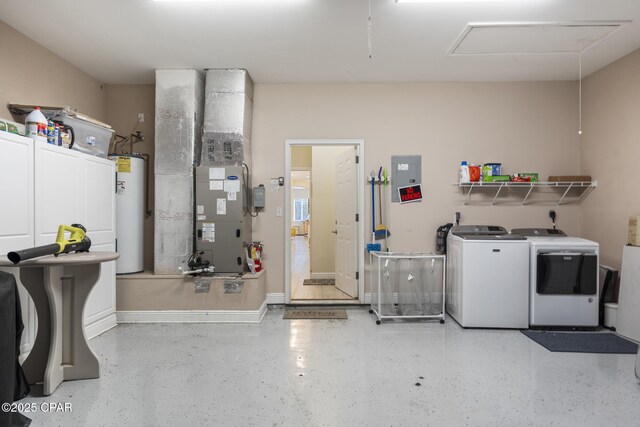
[284,140,365,304]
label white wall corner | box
[364,293,372,304]
[86,313,118,340]
[266,293,286,304]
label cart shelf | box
[370,252,446,325]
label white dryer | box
[446,225,529,328]
[512,228,599,329]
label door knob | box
[331,230,337,234]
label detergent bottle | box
[459,161,470,184]
[25,107,48,143]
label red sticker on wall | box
[398,184,423,204]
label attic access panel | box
[450,22,629,55]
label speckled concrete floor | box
[19,308,640,426]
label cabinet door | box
[81,156,115,246]
[81,156,116,337]
[34,144,116,337]
[34,144,82,245]
[0,133,34,250]
[618,245,640,342]
[0,133,36,356]
[84,241,116,338]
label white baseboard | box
[269,292,368,304]
[266,293,285,304]
[310,272,335,280]
[85,313,118,339]
[116,300,267,324]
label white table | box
[0,252,119,395]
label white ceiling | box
[1,0,640,84]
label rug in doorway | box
[303,279,335,286]
[283,309,348,320]
[521,330,638,354]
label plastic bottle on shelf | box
[459,161,470,184]
[25,107,48,143]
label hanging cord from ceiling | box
[578,50,583,136]
[368,0,373,58]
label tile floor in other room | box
[291,235,354,300]
[19,308,640,426]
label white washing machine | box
[446,225,530,329]
[512,228,599,329]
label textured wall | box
[0,21,106,122]
[581,48,640,270]
[251,82,582,295]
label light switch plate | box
[276,207,283,217]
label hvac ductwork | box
[154,70,205,274]
[201,69,254,168]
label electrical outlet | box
[138,113,145,123]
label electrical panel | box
[195,165,251,274]
[391,155,422,203]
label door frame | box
[284,139,365,304]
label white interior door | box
[334,147,358,297]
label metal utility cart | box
[369,252,446,325]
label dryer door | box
[537,252,598,295]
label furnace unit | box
[195,165,251,274]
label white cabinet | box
[80,154,116,336]
[0,133,33,249]
[0,133,37,355]
[0,135,116,357]
[618,245,640,343]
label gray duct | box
[201,69,254,168]
[154,70,205,274]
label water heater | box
[112,155,144,274]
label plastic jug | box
[469,164,481,182]
[25,107,48,143]
[459,161,470,184]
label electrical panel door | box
[391,155,422,203]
